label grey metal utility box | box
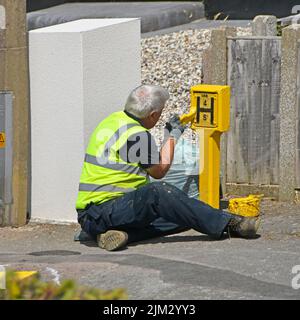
[0,92,13,226]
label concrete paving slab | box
[27,2,205,33]
[0,200,299,299]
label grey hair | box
[124,85,169,118]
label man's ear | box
[150,111,157,118]
[150,110,161,119]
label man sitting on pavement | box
[76,85,261,251]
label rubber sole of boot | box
[237,216,262,238]
[97,230,128,251]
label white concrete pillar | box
[29,19,141,222]
[0,5,5,29]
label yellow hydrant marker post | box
[180,84,230,209]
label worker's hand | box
[165,114,186,141]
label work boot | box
[97,230,128,251]
[226,215,261,238]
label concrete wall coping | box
[227,36,280,40]
[285,23,300,31]
[30,18,139,33]
[27,2,204,33]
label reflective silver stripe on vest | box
[79,183,135,193]
[105,123,139,150]
[100,123,140,159]
[84,154,148,177]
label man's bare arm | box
[146,137,175,179]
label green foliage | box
[1,270,127,300]
[277,22,283,36]
[276,22,290,37]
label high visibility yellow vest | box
[76,111,150,210]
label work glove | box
[165,114,186,141]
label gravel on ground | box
[141,27,251,145]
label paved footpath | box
[0,200,300,299]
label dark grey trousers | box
[78,182,233,243]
